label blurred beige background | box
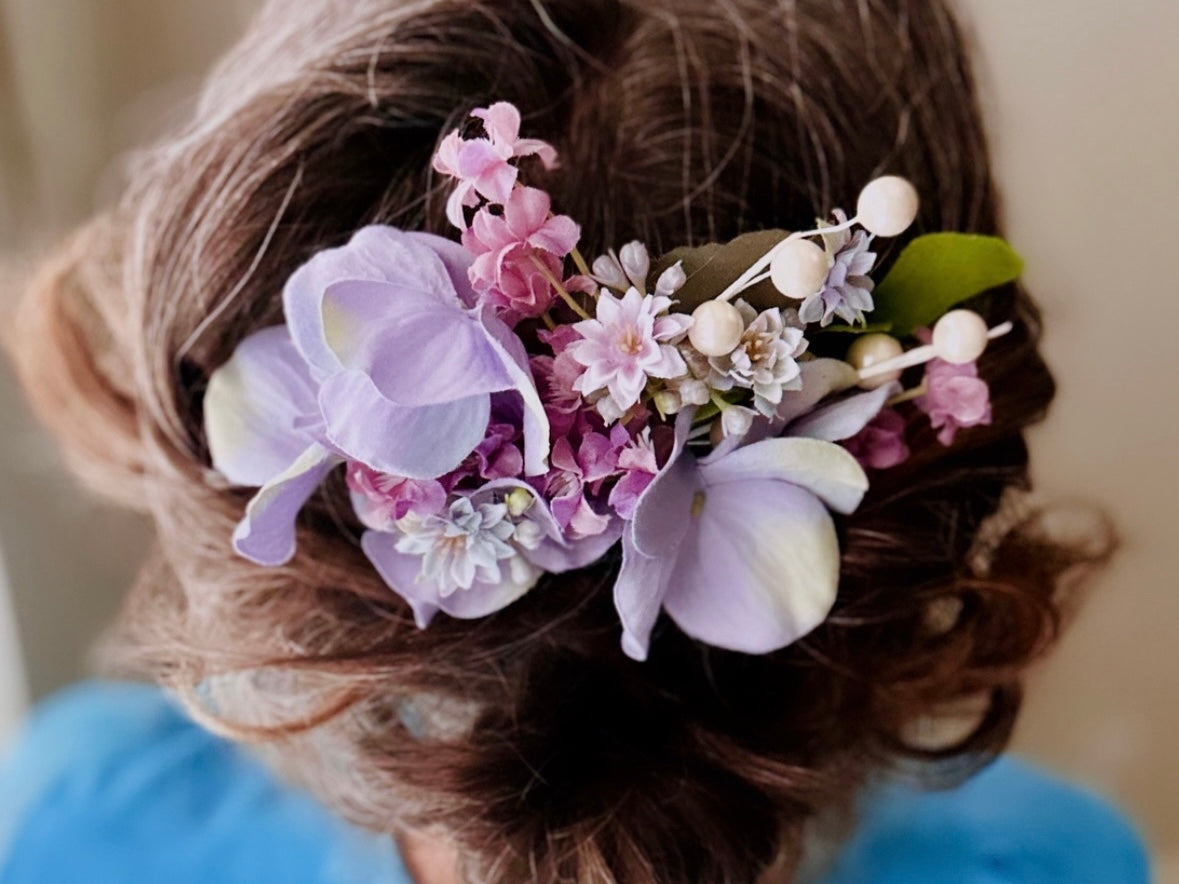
[0,0,1175,876]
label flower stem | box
[887,383,927,407]
[541,311,557,330]
[570,247,593,282]
[532,254,591,320]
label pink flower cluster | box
[844,409,910,470]
[433,103,557,226]
[433,102,581,323]
[530,328,663,538]
[913,330,993,445]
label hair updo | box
[9,0,1111,881]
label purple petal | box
[233,444,340,566]
[630,410,697,557]
[773,359,860,427]
[204,326,321,486]
[361,530,536,627]
[479,308,551,476]
[703,359,862,464]
[319,371,489,479]
[612,410,697,661]
[283,226,468,379]
[786,382,899,443]
[662,480,840,654]
[700,437,868,515]
[322,280,512,406]
[412,232,477,305]
[614,533,677,661]
[525,520,624,573]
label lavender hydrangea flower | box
[610,362,903,660]
[799,211,877,327]
[203,226,550,567]
[612,411,871,660]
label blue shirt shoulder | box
[0,682,412,884]
[0,683,1151,884]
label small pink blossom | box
[463,186,580,322]
[441,420,525,491]
[608,428,660,519]
[432,102,559,227]
[843,409,910,470]
[472,103,558,170]
[532,328,590,437]
[913,329,992,445]
[567,288,692,421]
[544,434,618,538]
[346,464,447,531]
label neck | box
[396,829,461,884]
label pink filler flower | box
[463,186,579,321]
[432,102,558,227]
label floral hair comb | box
[204,102,1022,660]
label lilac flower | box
[843,409,910,469]
[463,186,580,322]
[799,211,877,327]
[567,288,692,422]
[203,226,550,567]
[612,412,871,660]
[347,464,447,531]
[441,417,524,491]
[915,354,992,445]
[543,433,618,538]
[432,102,558,228]
[705,300,808,419]
[470,422,525,482]
[530,327,588,438]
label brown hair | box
[8,0,1111,881]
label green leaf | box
[872,233,1023,336]
[649,229,791,313]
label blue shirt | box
[0,683,1150,883]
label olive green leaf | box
[872,233,1023,336]
[649,229,791,313]
[816,321,893,336]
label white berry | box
[847,333,905,389]
[689,300,745,357]
[932,310,989,364]
[856,176,920,237]
[769,238,831,300]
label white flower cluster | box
[577,242,810,438]
[395,496,543,596]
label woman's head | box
[9,1,1108,881]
